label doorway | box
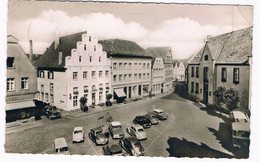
[203,67,209,104]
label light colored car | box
[53,137,70,155]
[230,110,250,123]
[72,127,84,143]
[109,121,124,139]
[232,121,250,148]
[153,108,168,120]
[145,112,159,125]
[126,124,147,140]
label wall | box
[152,57,165,94]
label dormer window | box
[204,55,208,60]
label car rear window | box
[138,128,144,132]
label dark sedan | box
[133,115,152,128]
[119,137,144,156]
[102,144,124,156]
[89,127,109,145]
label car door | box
[124,138,131,153]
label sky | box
[7,1,253,59]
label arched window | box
[204,55,208,60]
[92,85,96,90]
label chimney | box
[54,28,60,49]
[58,51,62,65]
[29,40,33,62]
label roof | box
[153,108,164,113]
[131,124,143,129]
[34,31,87,69]
[111,121,121,126]
[74,127,83,131]
[173,59,188,68]
[54,138,68,148]
[92,127,103,132]
[145,47,173,64]
[189,27,253,64]
[232,122,250,131]
[98,39,152,58]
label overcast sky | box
[7,1,253,59]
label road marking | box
[144,117,175,153]
[86,137,98,155]
[150,126,161,133]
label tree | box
[105,93,113,107]
[80,97,88,111]
[224,88,241,111]
[214,86,226,109]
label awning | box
[114,89,126,98]
[6,100,35,111]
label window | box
[195,83,199,94]
[45,93,49,102]
[143,63,146,69]
[124,63,127,69]
[92,71,96,79]
[106,83,109,89]
[119,63,123,70]
[90,56,92,62]
[99,56,101,62]
[84,44,86,51]
[139,63,142,69]
[83,71,87,79]
[7,57,14,68]
[134,63,137,69]
[233,68,239,84]
[191,82,194,93]
[41,92,44,101]
[129,74,132,81]
[222,68,227,82]
[147,73,150,79]
[113,63,117,70]
[105,70,109,78]
[205,55,208,60]
[99,84,103,90]
[204,67,208,82]
[119,75,122,81]
[41,84,44,91]
[40,71,45,78]
[99,91,103,101]
[48,71,54,79]
[99,71,102,78]
[143,73,146,80]
[147,63,150,69]
[50,94,54,104]
[134,74,137,80]
[113,75,117,82]
[7,78,15,91]
[139,74,142,80]
[50,83,54,94]
[84,86,88,93]
[89,36,91,42]
[129,63,132,69]
[124,74,127,81]
[73,72,78,80]
[92,85,96,91]
[94,45,96,51]
[73,87,78,94]
[79,56,81,62]
[196,67,199,78]
[191,67,194,77]
[73,96,78,107]
[84,94,88,98]
[21,77,29,90]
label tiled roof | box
[34,31,87,69]
[189,27,253,64]
[98,39,152,58]
[145,47,172,64]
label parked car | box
[230,110,250,123]
[145,112,159,125]
[126,124,147,140]
[72,127,84,143]
[44,105,61,120]
[53,137,70,155]
[102,143,124,156]
[152,108,168,120]
[108,121,124,139]
[232,121,250,148]
[133,116,152,128]
[119,136,144,156]
[89,127,109,145]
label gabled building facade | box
[145,47,174,93]
[6,35,37,122]
[151,57,165,95]
[35,31,111,111]
[99,39,152,101]
[173,60,187,81]
[187,27,252,109]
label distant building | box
[172,60,187,81]
[35,31,111,111]
[187,27,252,109]
[145,47,174,93]
[99,39,152,102]
[6,35,37,122]
[151,57,165,95]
